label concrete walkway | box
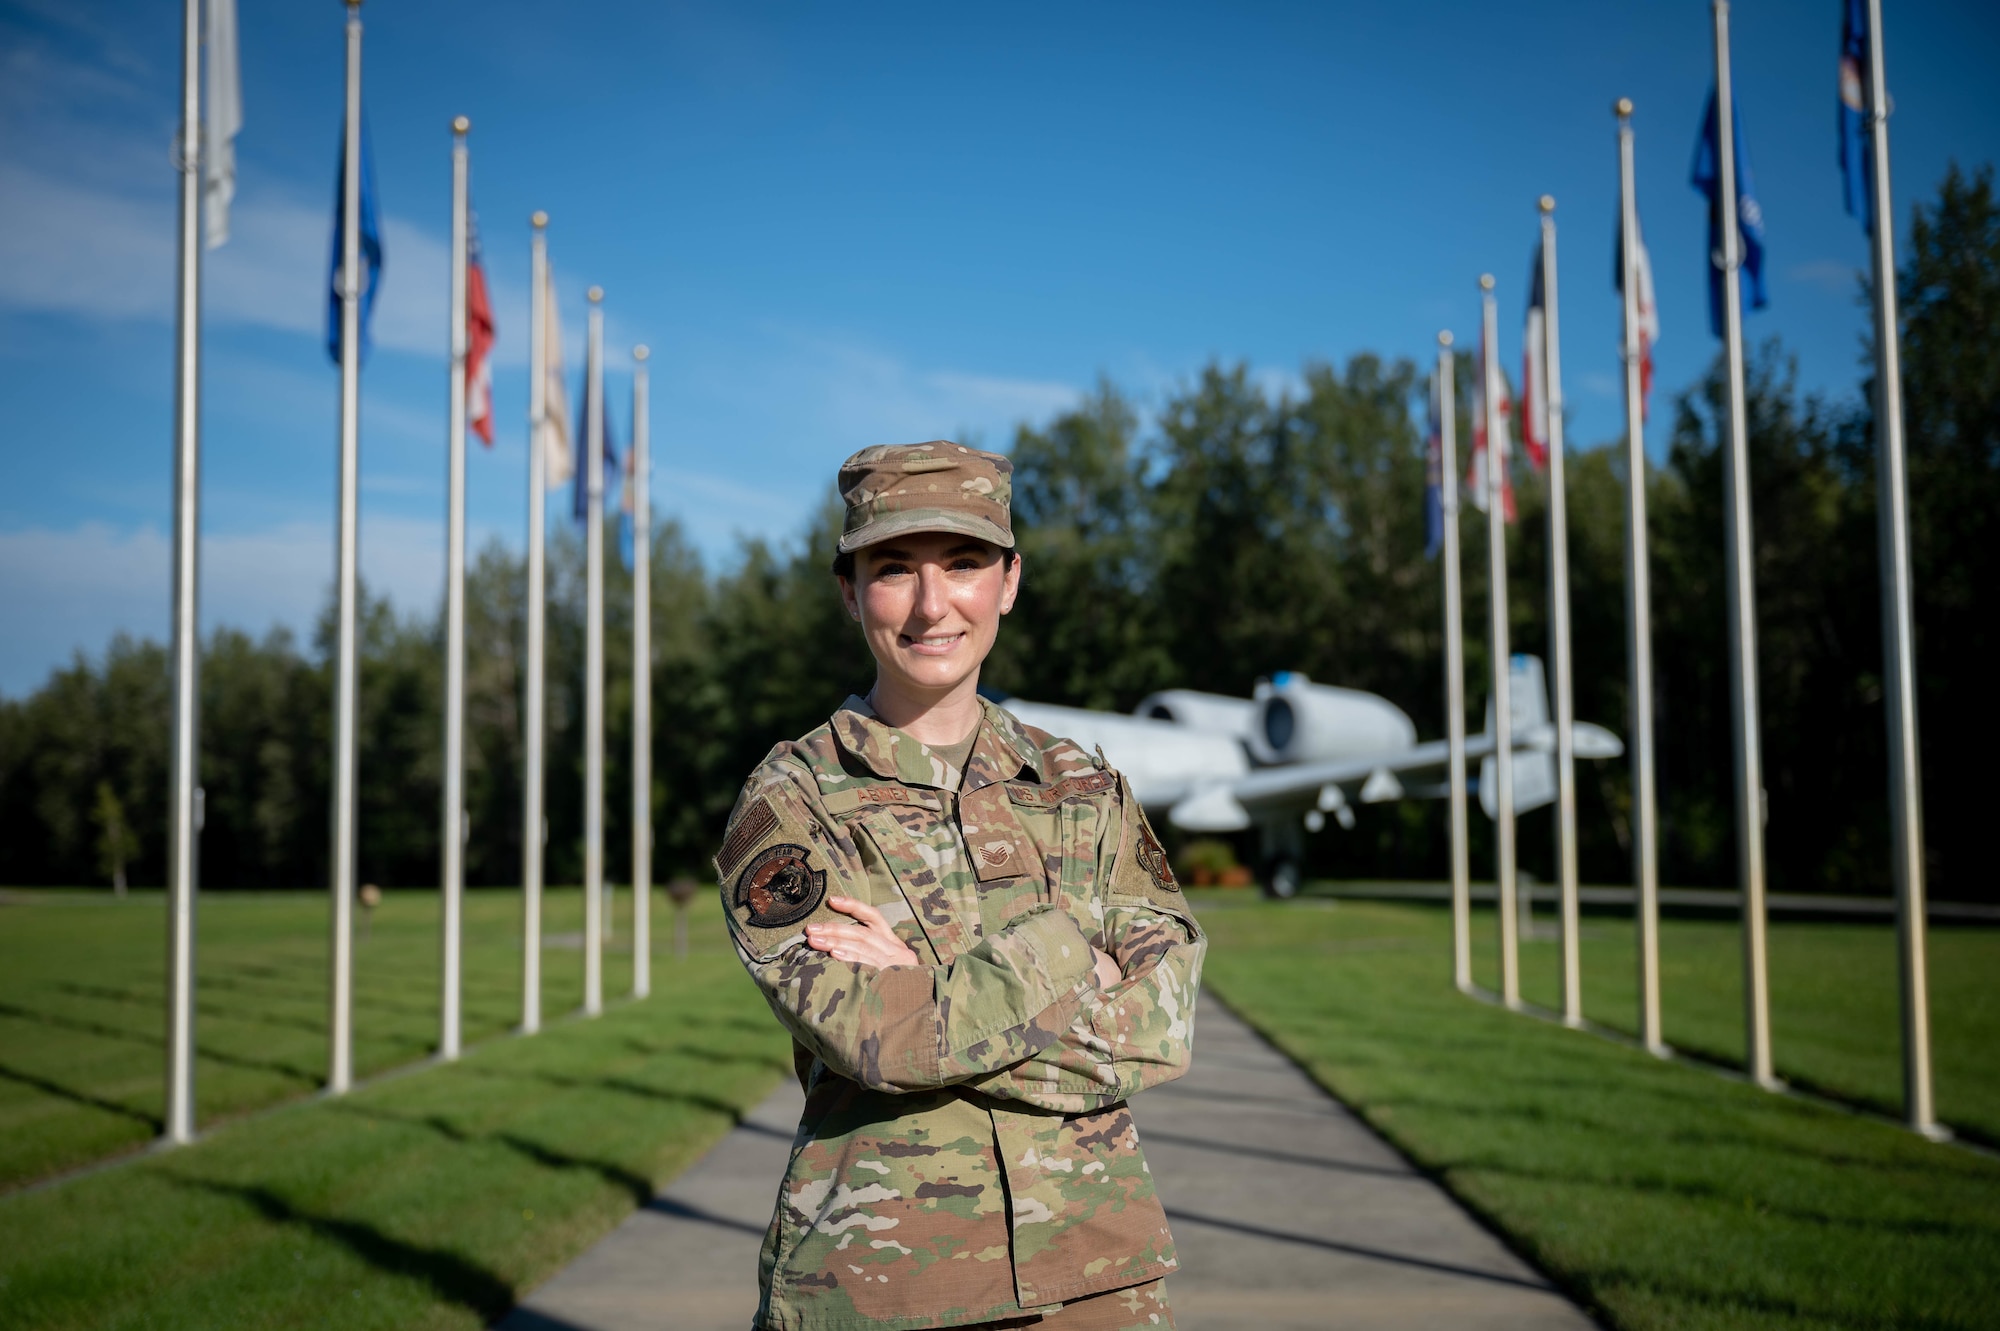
[498,998,1595,1331]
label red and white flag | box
[1467,326,1517,521]
[1521,250,1549,470]
[466,212,496,445]
[1617,205,1661,423]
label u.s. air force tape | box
[734,843,827,928]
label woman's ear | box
[999,551,1022,615]
[837,574,862,621]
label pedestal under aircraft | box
[997,655,1622,898]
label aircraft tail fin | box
[1480,655,1555,817]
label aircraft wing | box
[1165,722,1622,832]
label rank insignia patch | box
[1134,818,1180,894]
[734,843,827,928]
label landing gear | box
[1261,855,1302,900]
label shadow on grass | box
[451,1063,764,1127]
[0,1000,318,1083]
[0,1061,160,1130]
[1451,1156,1994,1242]
[620,1036,792,1074]
[172,1175,517,1320]
[56,980,329,1038]
[334,1103,657,1204]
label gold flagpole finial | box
[1479,274,1495,292]
[633,345,650,362]
[1438,330,1454,348]
[1539,195,1555,214]
[453,115,471,135]
[531,211,548,229]
[1615,97,1634,118]
[588,286,604,304]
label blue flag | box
[572,369,620,526]
[1690,86,1768,339]
[1839,0,1874,232]
[1424,371,1444,560]
[325,118,384,363]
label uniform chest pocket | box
[984,780,1114,941]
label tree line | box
[3,167,1992,901]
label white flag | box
[541,262,574,488]
[1466,325,1516,520]
[203,0,241,249]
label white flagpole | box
[631,346,652,1000]
[163,0,203,1146]
[329,0,365,1096]
[1481,275,1520,1009]
[1710,0,1776,1090]
[1538,197,1583,1029]
[1861,0,1939,1138]
[1438,334,1471,994]
[1616,98,1666,1057]
[440,115,469,1061]
[584,286,605,1017]
[522,211,548,1035]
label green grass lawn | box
[0,886,664,1190]
[1451,891,2000,1144]
[1195,893,2000,1331]
[0,888,790,1331]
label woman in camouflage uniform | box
[716,441,1205,1331]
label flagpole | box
[1537,197,1583,1029]
[440,115,469,1061]
[1861,0,1939,1139]
[1438,333,1472,994]
[522,212,549,1036]
[584,286,605,1018]
[1616,98,1666,1057]
[1481,275,1519,1009]
[329,0,365,1097]
[630,345,652,1000]
[163,0,203,1147]
[1710,0,1776,1091]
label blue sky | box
[2,0,1995,695]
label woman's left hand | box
[806,896,921,969]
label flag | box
[1424,370,1445,559]
[1691,86,1768,339]
[573,369,619,525]
[1614,201,1662,424]
[619,440,638,570]
[540,264,573,487]
[326,118,384,363]
[1467,326,1516,522]
[202,0,241,248]
[465,211,496,445]
[1521,246,1549,471]
[1839,0,1874,231]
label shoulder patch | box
[1132,811,1179,895]
[717,796,779,881]
[734,843,827,927]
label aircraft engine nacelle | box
[1248,672,1418,767]
[1131,689,1259,741]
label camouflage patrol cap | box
[836,441,1014,555]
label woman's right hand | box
[806,895,921,969]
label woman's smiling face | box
[839,532,1019,704]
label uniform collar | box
[832,693,1043,792]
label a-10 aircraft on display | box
[997,655,1623,899]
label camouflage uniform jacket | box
[715,695,1206,1331]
